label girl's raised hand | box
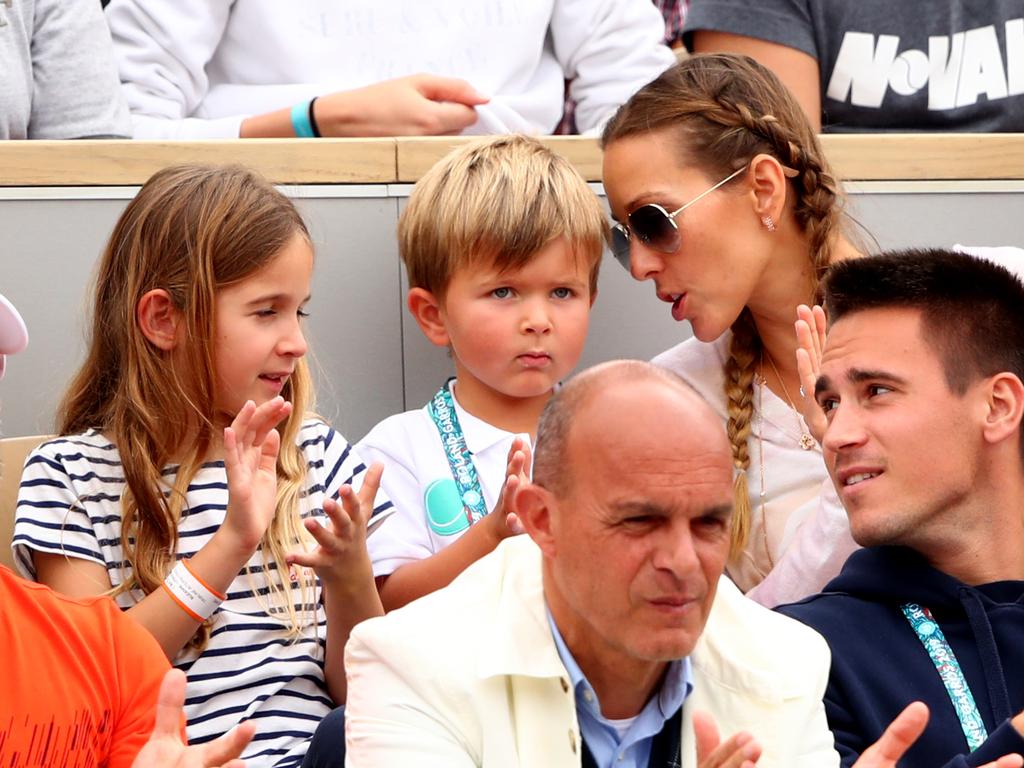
[222,397,293,554]
[285,462,385,593]
[795,304,828,445]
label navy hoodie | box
[778,546,1024,767]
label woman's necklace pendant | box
[799,432,816,451]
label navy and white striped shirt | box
[13,419,392,768]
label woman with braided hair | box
[601,53,860,606]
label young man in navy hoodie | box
[780,249,1024,768]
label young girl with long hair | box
[600,53,861,606]
[13,164,391,767]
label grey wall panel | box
[843,190,1024,252]
[576,252,691,368]
[1,198,129,437]
[2,184,1023,443]
[0,193,404,442]
[294,196,404,440]
[395,190,448,414]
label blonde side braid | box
[723,309,761,560]
[732,102,842,285]
[791,153,842,283]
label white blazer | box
[345,536,840,767]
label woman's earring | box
[761,215,776,232]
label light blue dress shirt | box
[546,609,693,768]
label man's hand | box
[313,74,489,137]
[852,702,1023,768]
[1012,710,1024,737]
[132,669,254,768]
[795,303,828,445]
[693,710,761,767]
[485,437,531,544]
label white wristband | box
[161,560,226,622]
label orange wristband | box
[162,560,225,622]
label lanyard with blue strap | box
[901,603,988,750]
[427,380,489,525]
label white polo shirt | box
[358,382,530,578]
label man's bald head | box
[532,360,728,497]
[520,360,734,670]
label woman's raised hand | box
[795,304,828,445]
[222,397,293,554]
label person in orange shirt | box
[0,291,252,768]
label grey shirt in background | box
[0,0,129,139]
[683,0,1024,132]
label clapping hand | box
[485,437,531,543]
[285,463,385,591]
[691,703,1024,768]
[132,669,254,768]
[222,397,293,554]
[852,702,1022,768]
[693,711,761,768]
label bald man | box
[343,361,1000,768]
[343,361,829,766]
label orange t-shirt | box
[0,566,169,768]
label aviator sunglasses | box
[610,165,748,270]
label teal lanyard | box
[427,381,489,525]
[901,603,988,750]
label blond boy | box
[357,135,607,610]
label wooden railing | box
[2,134,1022,186]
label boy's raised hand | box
[486,438,531,543]
[285,462,385,591]
[222,397,293,554]
[132,669,254,768]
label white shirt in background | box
[104,0,676,139]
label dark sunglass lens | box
[610,226,631,270]
[629,205,679,254]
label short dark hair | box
[823,248,1024,397]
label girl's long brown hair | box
[60,164,316,647]
[601,54,843,561]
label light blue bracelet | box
[290,100,316,138]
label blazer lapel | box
[477,538,582,767]
[510,674,581,767]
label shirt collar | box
[447,378,531,455]
[545,606,692,720]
